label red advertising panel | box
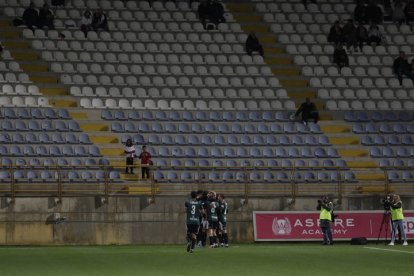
[253,211,414,241]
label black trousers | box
[142,166,150,179]
[125,157,134,174]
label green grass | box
[0,244,413,276]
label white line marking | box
[364,246,414,254]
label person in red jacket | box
[139,145,152,179]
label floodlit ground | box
[0,243,412,276]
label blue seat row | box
[0,107,70,120]
[152,146,339,158]
[345,111,413,122]
[111,121,322,134]
[1,157,109,167]
[0,120,81,132]
[102,110,293,122]
[0,170,120,182]
[388,171,414,182]
[379,158,414,167]
[353,123,414,134]
[0,145,101,157]
[0,132,91,144]
[361,135,414,146]
[144,133,330,146]
[154,170,356,183]
[370,147,414,158]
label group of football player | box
[185,190,229,253]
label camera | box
[381,195,393,211]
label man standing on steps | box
[245,31,264,57]
[138,145,152,179]
[294,97,319,125]
[124,139,135,174]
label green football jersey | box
[185,200,202,225]
[218,201,228,223]
[206,201,219,221]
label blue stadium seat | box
[56,121,68,132]
[184,159,196,167]
[223,111,235,121]
[253,135,265,145]
[198,148,209,157]
[344,111,358,122]
[172,147,184,157]
[317,172,330,182]
[79,133,91,144]
[167,171,179,182]
[275,172,289,182]
[148,134,160,144]
[31,108,44,119]
[63,145,75,156]
[262,111,274,121]
[38,133,51,144]
[4,108,17,119]
[250,148,261,157]
[305,135,318,145]
[279,135,290,145]
[318,136,330,145]
[352,124,365,134]
[201,135,212,145]
[133,134,145,144]
[314,148,328,158]
[365,123,377,133]
[371,111,384,121]
[383,147,395,157]
[327,148,339,158]
[198,159,209,166]
[237,148,249,157]
[288,148,300,158]
[0,146,8,156]
[18,108,30,119]
[379,124,393,134]
[169,111,181,121]
[249,172,262,182]
[235,172,245,182]
[16,158,26,166]
[161,135,174,145]
[224,148,236,157]
[171,159,182,167]
[125,122,137,132]
[205,123,217,133]
[16,121,28,131]
[241,135,252,145]
[138,123,150,132]
[266,135,277,145]
[45,108,58,119]
[0,171,11,182]
[344,171,357,182]
[397,147,410,157]
[388,172,400,183]
[1,158,12,165]
[191,123,202,133]
[195,111,208,121]
[114,110,127,120]
[95,170,105,180]
[275,111,289,121]
[0,133,10,143]
[245,124,257,133]
[393,124,405,133]
[215,135,226,145]
[322,159,335,169]
[209,111,221,121]
[1,120,14,131]
[50,145,62,156]
[129,111,140,120]
[294,159,306,169]
[52,133,64,143]
[223,171,235,182]
[28,120,41,131]
[304,172,317,182]
[284,123,296,134]
[228,135,239,145]
[85,158,97,168]
[263,148,274,157]
[10,145,22,156]
[240,160,251,166]
[165,123,177,133]
[67,171,80,182]
[249,111,261,121]
[65,133,78,144]
[231,123,243,133]
[308,159,319,168]
[211,148,223,157]
[57,158,69,166]
[398,111,412,121]
[181,171,193,182]
[29,158,41,166]
[309,124,322,133]
[75,145,88,156]
[23,145,35,156]
[157,159,168,167]
[182,111,194,121]
[292,135,304,145]
[69,121,81,132]
[213,160,224,167]
[178,123,190,133]
[218,123,231,133]
[142,110,154,120]
[402,171,413,181]
[109,171,121,182]
[270,123,283,133]
[59,109,71,119]
[388,136,400,145]
[13,171,25,182]
[402,135,413,145]
[370,147,382,157]
[257,123,270,133]
[71,158,82,166]
[393,159,405,167]
[268,159,279,167]
[187,135,199,145]
[275,148,287,157]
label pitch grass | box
[0,243,413,276]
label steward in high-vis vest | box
[389,194,408,246]
[317,196,333,245]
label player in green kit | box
[218,194,229,247]
[206,191,220,248]
[185,191,203,253]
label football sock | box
[223,233,228,244]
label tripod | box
[376,211,391,245]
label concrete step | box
[29,75,59,83]
[126,186,159,195]
[50,99,77,108]
[10,50,39,61]
[21,63,49,72]
[2,41,30,49]
[0,19,10,27]
[90,136,118,144]
[40,87,68,96]
[356,173,385,181]
[329,137,359,145]
[264,57,291,64]
[80,123,109,132]
[271,67,299,75]
[320,125,351,133]
[259,36,278,43]
[101,148,124,156]
[70,112,88,119]
[241,25,269,33]
[347,161,378,168]
[279,79,308,87]
[226,3,256,12]
[338,149,368,157]
[357,185,395,194]
[0,31,20,39]
[287,90,316,99]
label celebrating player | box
[218,194,229,247]
[185,191,203,253]
[206,191,220,248]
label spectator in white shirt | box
[124,139,135,174]
[80,9,93,38]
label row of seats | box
[154,170,356,183]
[295,55,395,67]
[0,107,70,119]
[102,110,293,122]
[0,170,121,181]
[52,62,272,77]
[344,111,414,122]
[0,84,41,95]
[1,157,109,167]
[361,135,414,145]
[111,121,322,134]
[143,134,330,146]
[0,132,91,144]
[305,66,397,78]
[73,86,286,99]
[318,89,414,101]
[80,98,296,110]
[325,100,414,110]
[0,120,81,131]
[370,147,414,158]
[0,145,101,157]
[0,96,49,107]
[380,159,414,167]
[388,171,414,182]
[353,123,414,134]
[0,72,31,83]
[142,146,340,158]
[154,157,347,168]
[311,77,412,89]
[256,2,354,14]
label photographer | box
[317,196,334,245]
[389,194,408,246]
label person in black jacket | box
[245,32,264,57]
[328,21,343,46]
[333,43,349,69]
[393,51,412,85]
[22,2,39,32]
[209,0,225,26]
[92,8,109,32]
[37,3,54,29]
[198,0,210,29]
[354,1,367,24]
[294,98,319,125]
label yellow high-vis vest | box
[390,203,404,220]
[320,207,332,221]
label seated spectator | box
[393,1,406,26]
[209,0,226,26]
[92,8,108,32]
[302,0,316,8]
[22,2,39,32]
[356,23,368,51]
[80,9,93,38]
[327,20,343,46]
[366,1,383,25]
[354,1,367,24]
[405,0,414,24]
[37,3,54,29]
[245,32,264,57]
[393,51,412,85]
[294,98,319,125]
[198,0,210,29]
[368,24,385,46]
[342,19,357,51]
[333,43,349,68]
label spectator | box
[354,1,367,24]
[333,43,349,69]
[410,60,414,79]
[342,19,357,51]
[124,139,135,174]
[368,24,385,46]
[327,20,343,45]
[302,0,316,8]
[209,0,226,27]
[37,3,54,29]
[197,0,210,29]
[294,97,319,125]
[393,51,412,85]
[139,145,152,179]
[356,23,368,51]
[393,1,406,26]
[366,1,383,25]
[80,9,93,38]
[245,32,264,57]
[405,0,414,24]
[22,2,39,32]
[92,8,109,32]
